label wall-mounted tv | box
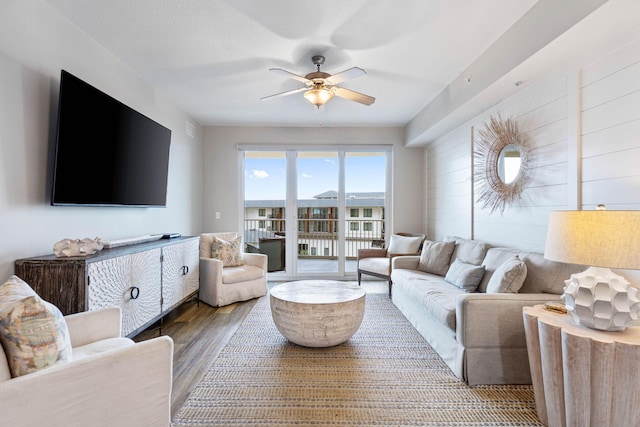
[51,70,171,207]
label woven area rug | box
[173,294,542,426]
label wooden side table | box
[523,305,640,427]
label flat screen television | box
[51,70,171,207]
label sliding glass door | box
[243,147,389,280]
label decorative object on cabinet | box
[53,237,103,257]
[523,305,640,427]
[544,208,640,331]
[474,115,530,214]
[15,236,199,337]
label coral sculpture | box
[53,237,104,257]
[563,266,640,331]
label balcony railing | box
[244,218,385,259]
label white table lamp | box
[545,209,640,331]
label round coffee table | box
[269,280,366,347]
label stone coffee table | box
[269,280,366,347]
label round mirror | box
[497,144,521,184]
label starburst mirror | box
[474,116,530,214]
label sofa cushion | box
[444,236,489,266]
[222,265,264,284]
[418,240,456,276]
[518,252,583,294]
[391,269,464,331]
[444,259,486,292]
[388,234,422,255]
[0,276,72,378]
[72,337,135,360]
[478,248,522,293]
[358,257,390,276]
[212,235,244,267]
[200,232,238,258]
[478,247,584,294]
[486,256,527,293]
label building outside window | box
[350,222,359,231]
[258,220,265,229]
[350,208,359,217]
[363,222,373,231]
[363,208,372,218]
[258,208,266,217]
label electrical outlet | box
[215,212,221,219]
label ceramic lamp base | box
[562,266,640,331]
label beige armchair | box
[357,232,426,297]
[199,232,268,307]
[0,307,173,426]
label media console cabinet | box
[15,236,199,337]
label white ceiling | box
[45,0,639,142]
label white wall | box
[426,27,640,285]
[202,126,424,235]
[0,1,204,279]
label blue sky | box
[244,153,386,200]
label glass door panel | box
[243,151,287,273]
[296,152,339,274]
[345,152,387,273]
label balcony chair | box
[357,232,426,297]
[199,232,268,307]
[0,276,173,427]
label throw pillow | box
[387,234,422,255]
[444,258,486,292]
[417,240,456,276]
[486,256,528,293]
[211,235,244,267]
[0,275,72,377]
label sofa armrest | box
[358,248,388,260]
[65,307,122,347]
[391,255,421,271]
[243,252,268,271]
[0,335,174,427]
[456,293,562,348]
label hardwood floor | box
[134,280,387,418]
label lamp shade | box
[545,210,640,270]
[304,88,333,107]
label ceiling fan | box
[261,55,375,108]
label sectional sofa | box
[391,236,583,385]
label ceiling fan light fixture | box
[304,87,333,107]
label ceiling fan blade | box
[325,67,366,85]
[269,68,312,84]
[333,87,375,106]
[260,86,307,101]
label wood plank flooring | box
[134,280,387,418]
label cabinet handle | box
[181,265,189,276]
[130,286,140,300]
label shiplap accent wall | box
[581,38,640,211]
[427,74,573,252]
[425,126,473,240]
[426,32,640,284]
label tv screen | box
[51,70,171,207]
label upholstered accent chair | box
[199,232,268,307]
[357,232,426,297]
[0,305,173,426]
